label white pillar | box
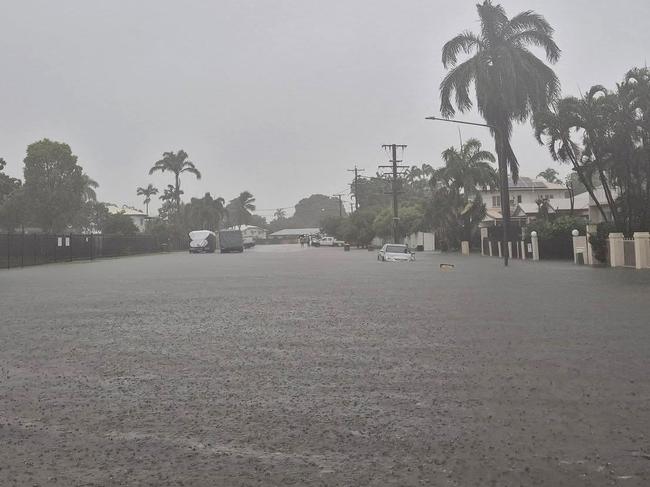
[497,241,502,258]
[585,224,597,265]
[488,241,493,257]
[609,233,624,267]
[461,241,470,256]
[531,231,539,261]
[507,242,513,259]
[480,228,488,256]
[634,232,650,269]
[572,230,587,265]
[521,241,526,260]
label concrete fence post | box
[609,233,624,267]
[531,231,539,261]
[633,232,650,269]
[497,241,502,258]
[488,241,493,257]
[521,241,526,260]
[461,241,470,256]
[480,228,488,256]
[572,229,587,265]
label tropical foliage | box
[534,66,650,234]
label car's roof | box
[383,243,407,249]
[189,230,215,239]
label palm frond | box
[508,29,560,63]
[442,31,483,68]
[440,58,476,117]
[506,11,554,36]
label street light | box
[425,115,510,266]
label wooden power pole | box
[347,165,365,211]
[379,144,408,244]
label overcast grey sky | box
[1,0,649,217]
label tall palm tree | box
[136,183,159,216]
[149,150,201,210]
[440,0,560,264]
[81,174,99,202]
[274,208,287,220]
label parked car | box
[319,236,345,247]
[218,229,244,253]
[188,230,217,253]
[377,244,415,262]
[243,236,256,249]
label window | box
[517,195,522,203]
[492,195,501,207]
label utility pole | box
[379,144,408,244]
[333,194,344,217]
[347,165,365,211]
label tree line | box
[0,141,262,237]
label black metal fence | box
[0,233,187,269]
[537,235,574,260]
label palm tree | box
[533,97,609,222]
[536,168,560,184]
[435,138,497,196]
[148,150,201,210]
[440,0,560,264]
[274,208,287,220]
[81,174,99,202]
[136,184,159,216]
[229,191,256,228]
[429,139,496,244]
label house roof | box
[225,225,266,232]
[106,204,147,216]
[269,227,320,237]
[507,176,565,190]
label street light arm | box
[425,116,500,134]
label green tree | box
[149,150,200,210]
[536,168,560,184]
[440,0,560,263]
[102,212,139,234]
[22,139,87,232]
[136,183,159,215]
[70,201,110,233]
[182,192,227,231]
[0,158,22,204]
[373,205,425,241]
[286,194,342,228]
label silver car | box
[377,244,415,262]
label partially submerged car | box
[189,230,217,253]
[377,243,415,262]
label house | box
[105,204,149,232]
[479,176,569,211]
[268,228,320,243]
[479,178,617,227]
[225,225,268,241]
